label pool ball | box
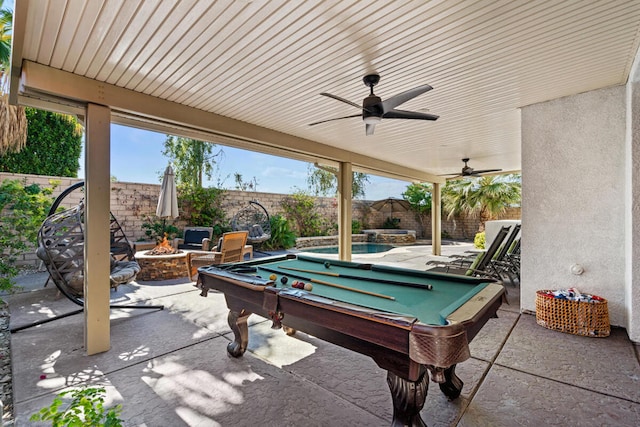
[269,274,277,281]
[324,262,331,269]
[304,283,313,291]
[280,276,288,284]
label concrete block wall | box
[1,172,520,267]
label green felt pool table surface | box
[250,254,493,325]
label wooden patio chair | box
[187,231,249,281]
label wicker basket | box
[535,290,610,337]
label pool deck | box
[4,242,640,426]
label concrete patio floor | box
[5,243,640,426]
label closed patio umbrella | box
[156,165,179,235]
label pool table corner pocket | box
[408,323,470,367]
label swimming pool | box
[303,243,395,254]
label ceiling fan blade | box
[383,109,439,120]
[366,123,376,136]
[320,93,366,111]
[381,84,433,111]
[471,168,503,174]
[309,114,361,126]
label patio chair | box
[46,181,135,260]
[232,200,271,253]
[12,203,163,333]
[173,226,214,251]
[426,225,512,280]
[187,231,249,281]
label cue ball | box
[324,262,330,269]
[304,283,313,291]
[269,274,277,281]
[280,276,288,284]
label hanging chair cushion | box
[110,259,141,285]
[249,224,265,239]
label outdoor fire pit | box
[134,237,189,281]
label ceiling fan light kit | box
[310,74,439,135]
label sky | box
[78,124,410,200]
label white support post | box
[338,162,353,261]
[84,103,112,355]
[432,182,442,256]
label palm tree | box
[0,1,27,155]
[442,174,521,232]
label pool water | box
[303,243,395,254]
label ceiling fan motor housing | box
[363,95,383,120]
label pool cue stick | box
[258,266,396,301]
[278,266,433,290]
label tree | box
[402,182,433,236]
[162,136,223,189]
[0,107,83,176]
[234,172,259,191]
[442,174,521,232]
[306,164,370,198]
[0,3,27,155]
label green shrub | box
[0,179,57,296]
[280,191,330,237]
[178,186,229,233]
[474,231,486,249]
[0,108,83,177]
[30,387,123,426]
[263,214,296,250]
[351,219,362,234]
[140,216,180,242]
[382,217,400,229]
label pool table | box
[197,254,505,426]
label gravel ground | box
[0,299,12,425]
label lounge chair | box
[187,231,249,281]
[426,225,512,279]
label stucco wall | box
[626,78,640,343]
[521,85,627,328]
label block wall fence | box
[0,172,520,266]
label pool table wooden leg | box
[387,370,429,427]
[438,365,463,400]
[227,309,250,357]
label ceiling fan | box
[441,158,503,178]
[309,74,439,136]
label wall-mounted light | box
[570,264,584,275]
